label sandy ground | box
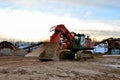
[0,56,120,80]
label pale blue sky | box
[0,0,120,20]
[0,0,120,41]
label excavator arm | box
[50,24,74,48]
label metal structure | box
[0,41,17,51]
[95,38,120,54]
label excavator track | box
[75,50,93,60]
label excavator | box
[38,24,94,61]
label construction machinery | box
[95,38,120,54]
[38,24,94,61]
[0,41,28,56]
[0,41,17,51]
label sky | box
[0,0,120,42]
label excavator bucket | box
[25,42,59,61]
[39,42,59,61]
